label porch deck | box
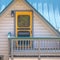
[8,36,60,60]
[9,57,60,60]
[13,49,60,56]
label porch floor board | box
[12,50,60,56]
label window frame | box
[15,10,33,37]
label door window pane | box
[18,31,30,37]
[18,15,30,27]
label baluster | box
[24,40,25,50]
[21,41,22,50]
[58,40,60,51]
[16,41,18,50]
[21,41,23,49]
[30,40,33,50]
[11,40,14,60]
[26,40,28,49]
[28,40,29,50]
[47,40,49,50]
[43,40,45,50]
[55,40,56,53]
[19,41,21,50]
[59,40,60,50]
[22,41,24,50]
[38,40,41,60]
[25,40,27,50]
[25,41,26,50]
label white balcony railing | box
[8,32,60,60]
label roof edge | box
[25,0,60,36]
[0,0,60,36]
[0,0,14,16]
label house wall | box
[0,0,59,60]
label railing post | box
[38,40,41,60]
[11,40,14,60]
[59,40,60,49]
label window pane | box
[18,31,30,37]
[18,15,30,27]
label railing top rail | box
[8,32,60,40]
[8,37,60,40]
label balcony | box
[8,32,60,60]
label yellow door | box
[15,11,33,49]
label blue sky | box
[0,0,12,12]
[27,0,60,29]
[0,0,60,30]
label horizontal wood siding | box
[0,0,58,60]
[0,0,31,60]
[33,13,57,37]
[0,18,14,56]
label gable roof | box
[0,0,13,15]
[0,0,60,36]
[25,0,60,36]
[26,0,60,30]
